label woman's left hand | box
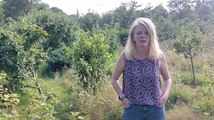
[156,95,168,108]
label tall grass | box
[33,47,214,120]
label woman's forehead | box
[133,24,148,31]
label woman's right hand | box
[122,98,131,108]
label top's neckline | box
[133,57,149,61]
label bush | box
[66,30,111,93]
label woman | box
[111,17,171,120]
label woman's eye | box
[136,31,149,35]
[144,31,149,35]
[136,31,142,35]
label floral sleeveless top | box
[122,54,162,105]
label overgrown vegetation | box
[0,0,214,119]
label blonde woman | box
[111,17,171,120]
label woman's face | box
[132,24,150,47]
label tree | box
[79,11,100,32]
[22,10,79,73]
[167,0,196,21]
[173,24,204,85]
[50,7,64,14]
[168,0,194,13]
[2,0,41,20]
[100,12,114,28]
[151,4,168,19]
[149,5,178,41]
[113,1,141,29]
[196,1,214,22]
[66,30,111,94]
[0,21,47,91]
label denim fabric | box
[122,104,165,120]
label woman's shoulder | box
[158,50,164,58]
[117,51,126,62]
[158,50,167,64]
[120,51,128,61]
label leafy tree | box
[151,4,168,19]
[32,2,50,11]
[0,21,47,91]
[79,11,100,32]
[167,0,196,21]
[100,12,114,28]
[2,0,41,20]
[173,24,204,85]
[195,1,214,22]
[113,1,141,29]
[149,5,178,41]
[168,0,194,13]
[66,30,111,94]
[50,7,64,14]
[110,1,142,44]
[22,10,79,73]
[91,26,119,54]
[136,4,153,18]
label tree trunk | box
[190,53,196,86]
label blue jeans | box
[122,104,165,120]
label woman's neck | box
[135,46,149,59]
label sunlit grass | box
[166,102,205,120]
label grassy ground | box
[34,47,214,120]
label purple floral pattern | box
[122,57,162,105]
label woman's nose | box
[141,32,147,36]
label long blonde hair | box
[124,17,161,60]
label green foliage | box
[195,97,214,115]
[195,63,214,96]
[196,0,214,22]
[117,29,129,46]
[72,80,122,120]
[167,0,196,21]
[0,71,8,86]
[19,80,59,119]
[66,31,111,92]
[92,25,119,54]
[0,92,20,119]
[166,85,191,110]
[22,10,79,73]
[100,12,114,28]
[113,1,140,29]
[90,26,120,75]
[34,70,84,120]
[0,20,47,91]
[174,26,204,57]
[0,0,214,119]
[50,7,64,14]
[0,2,5,25]
[173,24,204,85]
[193,63,214,117]
[79,11,100,32]
[155,17,179,41]
[0,73,20,119]
[2,0,40,20]
[149,5,177,41]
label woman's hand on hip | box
[156,95,168,108]
[122,98,131,108]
